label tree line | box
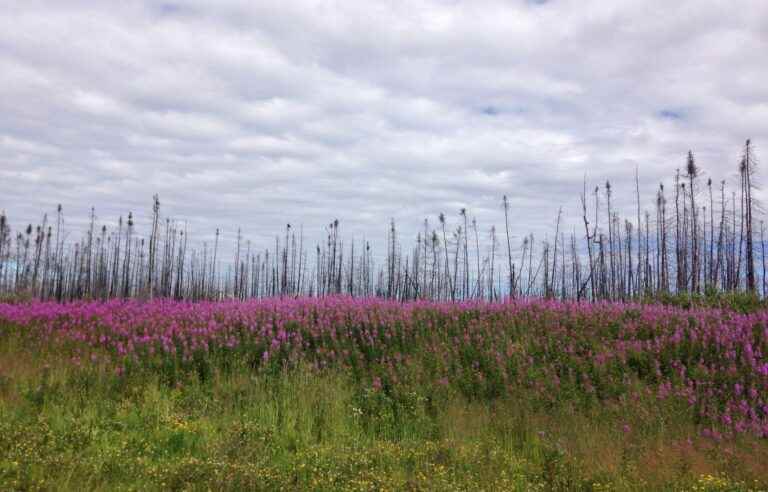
[0,140,762,302]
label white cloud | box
[0,0,767,259]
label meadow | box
[0,296,767,490]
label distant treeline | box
[0,140,763,303]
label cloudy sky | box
[1,0,767,256]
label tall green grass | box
[1,331,766,491]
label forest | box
[0,140,762,304]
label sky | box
[1,0,767,258]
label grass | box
[645,290,768,314]
[0,328,766,491]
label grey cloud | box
[1,0,767,261]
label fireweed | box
[1,297,766,439]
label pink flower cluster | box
[0,297,766,437]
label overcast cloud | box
[1,0,767,256]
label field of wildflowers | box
[1,297,767,490]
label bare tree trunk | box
[761,220,766,298]
[635,168,643,297]
[551,208,562,298]
[606,182,615,299]
[439,213,453,301]
[743,140,756,293]
[581,181,596,300]
[503,196,515,299]
[687,151,699,292]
